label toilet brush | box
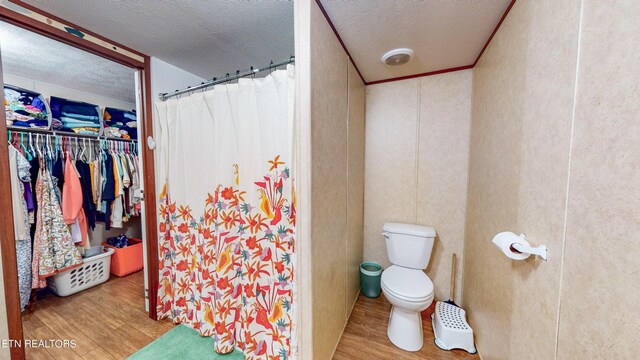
[444,253,458,307]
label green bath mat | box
[128,324,245,360]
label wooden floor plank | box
[32,305,99,356]
[24,317,84,360]
[22,326,55,360]
[333,294,478,360]
[22,271,175,359]
[81,347,116,360]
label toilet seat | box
[381,265,434,302]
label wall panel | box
[363,70,472,302]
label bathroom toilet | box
[381,223,436,352]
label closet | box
[0,18,154,353]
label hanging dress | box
[8,144,33,311]
[32,161,83,288]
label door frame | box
[0,2,159,359]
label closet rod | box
[6,126,137,142]
[159,56,295,101]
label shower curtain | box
[155,66,296,359]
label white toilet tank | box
[383,223,436,269]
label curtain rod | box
[7,126,137,142]
[159,56,295,101]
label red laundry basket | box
[102,237,143,277]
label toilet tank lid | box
[383,223,436,237]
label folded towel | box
[61,112,99,121]
[31,97,46,112]
[60,117,100,127]
[74,129,101,135]
[61,104,98,117]
[51,118,63,130]
[12,119,48,127]
[105,127,122,138]
[71,127,100,134]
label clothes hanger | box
[63,137,68,160]
[48,135,54,160]
[44,136,48,159]
[74,137,79,161]
[29,133,37,159]
[19,133,32,160]
[79,138,86,161]
[50,135,55,160]
[35,134,43,159]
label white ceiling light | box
[381,48,414,66]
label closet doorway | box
[0,7,161,360]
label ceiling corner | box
[317,0,517,85]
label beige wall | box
[464,0,580,359]
[363,70,472,302]
[346,62,366,317]
[464,0,640,359]
[557,1,640,358]
[304,1,366,359]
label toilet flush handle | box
[382,232,390,239]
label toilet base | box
[387,306,424,351]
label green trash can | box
[360,262,383,298]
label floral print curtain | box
[154,66,296,359]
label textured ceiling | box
[23,0,295,79]
[0,21,135,103]
[320,0,512,83]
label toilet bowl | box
[381,265,434,351]
[380,222,437,352]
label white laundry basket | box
[431,301,477,354]
[47,247,115,297]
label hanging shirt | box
[100,151,116,230]
[111,153,124,228]
[51,156,64,192]
[120,154,131,188]
[61,155,88,246]
[76,161,96,230]
[89,161,97,204]
[94,158,103,209]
